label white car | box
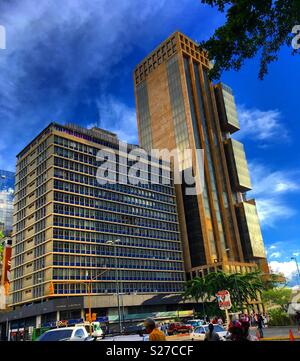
[75,322,104,339]
[36,326,94,341]
[190,324,228,341]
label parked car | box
[36,326,95,341]
[167,322,193,335]
[190,324,228,341]
[185,319,204,329]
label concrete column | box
[56,311,60,322]
[81,308,85,321]
[36,315,41,328]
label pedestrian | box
[242,320,258,341]
[163,323,168,336]
[144,318,166,341]
[256,313,264,338]
[205,315,210,324]
[204,323,220,341]
[217,316,223,326]
[250,313,256,327]
[295,312,300,334]
[227,316,243,341]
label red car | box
[167,322,193,335]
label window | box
[74,329,85,338]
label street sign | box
[216,290,232,310]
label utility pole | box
[291,257,300,284]
[106,239,122,333]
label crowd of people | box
[143,311,270,342]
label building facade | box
[134,31,268,279]
[0,170,14,234]
[9,123,186,310]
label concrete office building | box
[1,123,189,339]
[134,31,268,286]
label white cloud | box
[87,96,138,144]
[0,0,197,170]
[269,245,277,250]
[270,252,281,259]
[293,252,300,257]
[268,260,298,280]
[248,163,299,227]
[248,163,299,196]
[235,106,288,142]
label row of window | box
[53,193,177,222]
[53,254,183,271]
[53,133,170,167]
[53,268,184,282]
[53,204,179,232]
[53,182,176,213]
[54,156,175,200]
[53,241,182,260]
[54,145,173,185]
[53,281,183,295]
[53,229,181,251]
[53,216,180,241]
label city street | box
[166,327,300,341]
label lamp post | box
[50,267,109,336]
[291,257,300,284]
[106,239,122,333]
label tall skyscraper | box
[134,31,268,279]
[0,170,15,234]
[10,123,185,309]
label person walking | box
[204,323,220,341]
[295,312,300,334]
[144,318,166,341]
[257,313,264,339]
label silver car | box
[190,324,228,341]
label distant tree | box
[261,272,287,290]
[183,275,211,315]
[200,0,300,79]
[262,287,292,311]
[183,271,265,312]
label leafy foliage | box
[262,287,292,311]
[200,0,300,79]
[183,270,265,311]
[268,308,291,326]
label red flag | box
[289,328,295,341]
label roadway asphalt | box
[167,326,300,341]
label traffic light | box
[86,313,97,322]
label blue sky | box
[0,0,299,285]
